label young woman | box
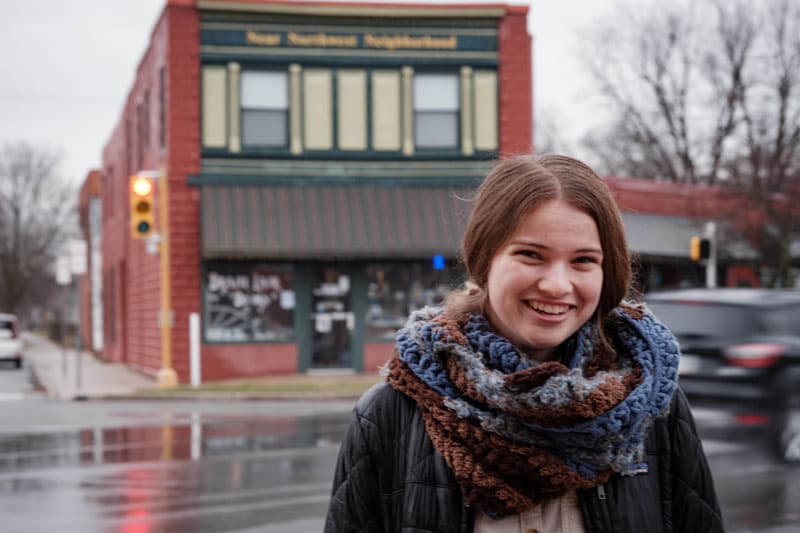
[325,155,723,532]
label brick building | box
[93,0,531,382]
[78,170,103,354]
[605,177,761,291]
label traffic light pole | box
[157,167,178,389]
[705,221,717,289]
[130,169,178,388]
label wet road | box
[693,408,800,532]
[0,396,349,532]
[0,366,798,532]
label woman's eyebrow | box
[508,240,603,254]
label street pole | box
[156,167,178,388]
[74,331,82,395]
[60,318,67,378]
[706,221,717,289]
[189,312,201,388]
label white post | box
[191,412,202,460]
[93,427,103,464]
[189,312,201,388]
[705,221,717,289]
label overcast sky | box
[0,0,612,185]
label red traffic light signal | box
[130,176,155,238]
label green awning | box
[200,184,476,259]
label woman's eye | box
[574,256,600,264]
[517,250,540,259]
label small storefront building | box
[95,0,532,381]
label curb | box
[86,393,364,402]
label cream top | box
[473,490,586,533]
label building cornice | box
[197,0,507,18]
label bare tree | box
[0,141,76,316]
[534,106,575,155]
[581,0,800,285]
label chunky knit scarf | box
[386,304,679,518]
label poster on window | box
[203,263,295,342]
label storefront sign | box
[203,28,495,52]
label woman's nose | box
[537,267,571,296]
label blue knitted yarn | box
[394,305,680,475]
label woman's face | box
[485,199,604,361]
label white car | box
[0,313,22,369]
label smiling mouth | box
[527,301,571,315]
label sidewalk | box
[23,333,154,400]
[22,333,381,401]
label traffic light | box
[130,175,155,238]
[690,235,711,261]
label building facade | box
[97,0,531,381]
[78,170,103,354]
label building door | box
[310,267,353,369]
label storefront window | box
[366,261,462,340]
[413,73,459,149]
[203,262,295,342]
[241,70,288,147]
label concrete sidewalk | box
[23,333,154,400]
[21,333,381,401]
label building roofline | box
[195,0,521,18]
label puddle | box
[0,413,348,474]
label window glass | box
[415,112,458,148]
[414,74,459,111]
[241,70,288,147]
[204,262,295,342]
[646,302,763,337]
[159,67,166,148]
[413,73,459,149]
[366,262,463,340]
[241,71,287,108]
[242,110,288,147]
[763,305,800,335]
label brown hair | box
[447,154,632,353]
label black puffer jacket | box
[325,382,723,532]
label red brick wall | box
[201,344,299,379]
[101,105,125,364]
[725,266,760,288]
[165,4,202,382]
[605,175,770,243]
[608,178,710,217]
[100,3,204,381]
[101,8,171,372]
[498,7,532,156]
[364,342,394,373]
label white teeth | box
[529,302,569,314]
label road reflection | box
[0,412,348,533]
[0,414,342,469]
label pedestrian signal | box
[690,236,710,261]
[130,175,155,238]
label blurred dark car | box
[645,288,800,462]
